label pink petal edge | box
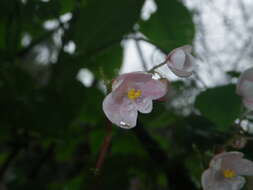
[141,79,168,99]
[103,93,138,129]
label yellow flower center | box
[127,88,141,100]
[223,169,236,178]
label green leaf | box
[195,85,241,131]
[59,0,75,15]
[85,43,123,80]
[72,0,145,55]
[89,128,107,154]
[227,71,241,78]
[111,132,147,156]
[76,87,105,125]
[140,0,194,52]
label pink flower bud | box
[166,45,196,77]
[102,72,168,129]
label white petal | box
[103,94,138,129]
[119,99,138,129]
[243,99,253,110]
[225,176,245,190]
[211,152,244,168]
[202,169,245,190]
[135,98,153,113]
[181,45,192,54]
[184,53,196,72]
[240,80,253,98]
[237,67,253,95]
[170,49,186,70]
[112,78,124,91]
[169,66,192,77]
[102,93,123,127]
[140,79,168,99]
[234,158,253,176]
[201,169,214,190]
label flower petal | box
[201,169,245,190]
[112,72,153,101]
[211,151,253,176]
[181,45,192,54]
[237,67,253,95]
[115,72,152,84]
[135,98,153,113]
[243,98,253,110]
[184,53,195,72]
[210,152,244,168]
[103,93,138,129]
[140,79,167,100]
[166,45,196,78]
[119,98,138,129]
[169,49,186,70]
[225,176,245,190]
[234,158,253,176]
[168,66,193,77]
[238,67,253,82]
[239,80,253,98]
[201,169,214,190]
[103,93,123,126]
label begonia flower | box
[201,151,253,190]
[237,67,253,110]
[166,45,196,77]
[102,72,167,129]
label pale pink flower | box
[237,67,253,110]
[166,45,196,77]
[102,72,167,129]
[201,151,253,190]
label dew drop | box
[120,121,132,129]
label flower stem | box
[148,60,167,73]
[94,120,112,175]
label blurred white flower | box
[237,67,253,110]
[202,151,253,190]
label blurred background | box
[0,0,253,189]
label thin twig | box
[134,40,148,71]
[148,60,167,73]
[94,121,112,175]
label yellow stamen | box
[223,169,236,178]
[127,88,141,100]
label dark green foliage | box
[195,85,242,131]
[72,0,145,55]
[85,43,123,80]
[140,0,195,52]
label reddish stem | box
[94,121,112,175]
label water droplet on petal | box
[120,121,132,129]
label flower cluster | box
[102,45,196,129]
[101,45,253,190]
